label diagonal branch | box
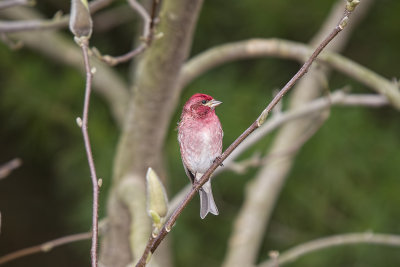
[222,1,374,266]
[0,232,92,265]
[135,2,361,266]
[180,39,400,109]
[259,232,400,267]
[167,90,389,215]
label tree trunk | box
[99,0,204,266]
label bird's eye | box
[201,100,207,104]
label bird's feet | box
[213,156,224,167]
[192,181,201,191]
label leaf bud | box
[146,168,168,222]
[69,0,92,38]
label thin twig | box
[0,158,22,180]
[128,0,151,37]
[78,38,100,267]
[224,152,263,174]
[148,0,159,45]
[94,0,160,66]
[0,0,114,33]
[135,2,359,267]
[94,43,147,66]
[259,232,400,267]
[0,232,92,265]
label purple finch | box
[178,93,223,219]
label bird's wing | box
[182,162,195,184]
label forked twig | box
[94,0,160,65]
[135,1,361,266]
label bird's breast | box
[178,116,223,174]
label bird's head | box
[183,93,222,118]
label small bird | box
[178,93,223,219]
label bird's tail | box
[199,180,219,219]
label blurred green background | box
[1,0,400,266]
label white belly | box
[179,124,222,174]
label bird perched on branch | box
[178,93,223,219]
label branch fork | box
[93,0,161,66]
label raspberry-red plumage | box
[178,93,223,219]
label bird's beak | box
[205,99,222,108]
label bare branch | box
[0,0,34,10]
[69,0,99,262]
[70,0,98,260]
[94,0,160,66]
[180,38,400,109]
[3,6,129,126]
[128,0,151,37]
[0,0,114,33]
[0,16,66,33]
[224,152,263,175]
[89,0,115,14]
[222,1,374,265]
[75,36,100,267]
[220,90,388,173]
[0,158,22,180]
[180,0,372,91]
[93,43,147,66]
[167,91,389,215]
[0,232,92,265]
[259,232,400,267]
[135,2,361,266]
[93,5,134,32]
